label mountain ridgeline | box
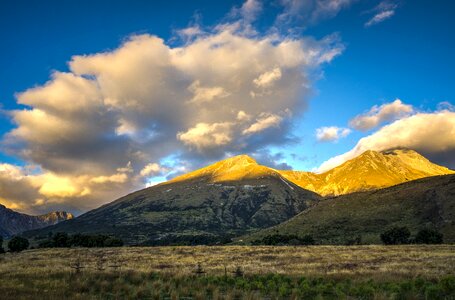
[279,148,454,196]
[0,205,73,238]
[25,155,320,245]
[23,149,455,245]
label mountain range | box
[279,148,454,196]
[19,148,455,244]
[25,155,320,244]
[0,205,73,238]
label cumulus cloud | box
[187,80,230,104]
[365,1,398,27]
[316,126,351,142]
[318,109,455,172]
[0,163,135,214]
[243,113,284,135]
[177,122,234,151]
[349,99,414,131]
[253,68,282,88]
[140,163,167,177]
[0,1,344,214]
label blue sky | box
[1,0,455,214]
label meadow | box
[0,245,454,299]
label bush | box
[103,237,124,247]
[38,239,55,248]
[38,233,124,248]
[380,227,410,245]
[143,234,232,246]
[53,232,70,247]
[252,234,315,246]
[415,228,443,244]
[0,236,4,253]
[8,236,30,252]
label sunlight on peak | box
[166,154,278,184]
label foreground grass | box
[0,245,454,299]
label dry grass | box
[2,245,452,279]
[0,245,454,299]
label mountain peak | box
[167,154,278,184]
[37,211,74,223]
[279,148,454,196]
[217,154,257,166]
[0,206,74,238]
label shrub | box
[103,237,124,247]
[300,235,315,245]
[415,228,443,244]
[253,234,315,246]
[0,236,4,253]
[53,232,70,247]
[38,233,124,248]
[380,227,410,245]
[8,236,30,252]
[38,239,55,248]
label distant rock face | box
[279,149,455,196]
[25,155,321,245]
[0,205,73,238]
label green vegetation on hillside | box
[242,175,455,245]
[25,176,320,245]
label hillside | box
[0,205,73,238]
[26,155,320,244]
[279,148,454,196]
[241,174,455,244]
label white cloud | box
[240,0,262,22]
[188,80,230,104]
[140,163,166,177]
[365,1,398,27]
[177,122,234,151]
[316,126,351,142]
[275,0,356,27]
[318,110,455,172]
[349,99,414,131]
[312,0,356,21]
[237,110,251,121]
[90,173,128,184]
[0,1,344,214]
[253,68,282,88]
[243,113,283,135]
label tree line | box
[0,233,124,253]
[380,227,443,245]
[251,227,443,246]
[0,227,444,252]
[38,232,124,248]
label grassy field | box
[0,245,454,299]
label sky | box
[1,0,454,215]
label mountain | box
[241,174,455,244]
[25,155,320,244]
[0,204,73,238]
[279,148,454,196]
